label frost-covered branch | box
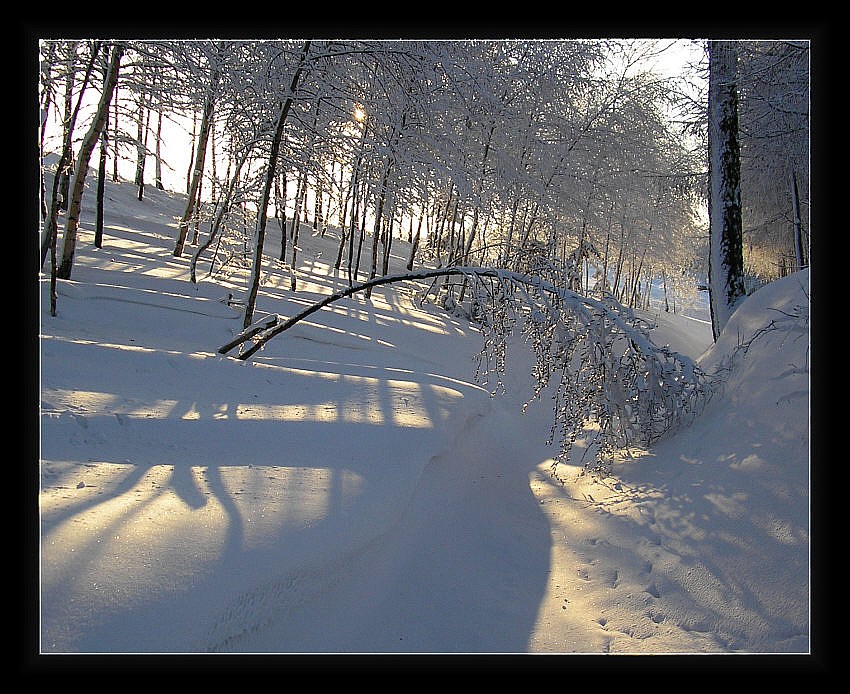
[218,266,711,471]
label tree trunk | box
[288,169,306,271]
[155,107,164,190]
[111,91,119,182]
[192,173,203,245]
[40,40,101,270]
[338,158,350,231]
[707,39,746,342]
[134,86,145,191]
[242,40,310,330]
[135,68,155,200]
[275,170,288,261]
[57,43,123,280]
[58,43,76,212]
[94,111,108,248]
[343,119,368,282]
[174,43,225,257]
[354,179,370,284]
[791,169,806,271]
[39,42,56,221]
[381,213,394,277]
[210,119,217,202]
[365,161,392,299]
[191,149,250,283]
[186,112,196,194]
[347,179,361,284]
[406,211,424,271]
[137,100,152,201]
[94,47,108,248]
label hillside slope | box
[38,176,809,654]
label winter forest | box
[37,37,812,658]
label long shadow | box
[40,333,555,653]
[40,250,557,653]
[41,408,555,653]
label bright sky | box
[40,39,707,210]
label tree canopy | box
[39,37,810,329]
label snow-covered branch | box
[218,265,711,471]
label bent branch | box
[220,266,656,361]
[217,264,711,472]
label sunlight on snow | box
[40,461,367,604]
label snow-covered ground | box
[38,174,810,655]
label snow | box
[38,174,810,656]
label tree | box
[94,47,110,248]
[57,42,125,280]
[40,41,100,270]
[56,42,77,212]
[707,40,746,342]
[242,41,311,329]
[736,40,809,278]
[173,41,226,257]
[190,146,253,283]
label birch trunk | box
[57,43,123,280]
[707,40,746,341]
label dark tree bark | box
[406,211,424,271]
[112,92,120,182]
[94,92,108,247]
[791,169,806,271]
[155,107,165,190]
[707,40,746,341]
[242,41,311,329]
[275,170,288,261]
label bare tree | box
[94,47,109,248]
[57,42,125,280]
[737,40,809,278]
[242,41,311,329]
[40,41,101,272]
[173,41,226,257]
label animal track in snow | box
[644,581,662,599]
[648,609,666,624]
[202,567,316,652]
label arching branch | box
[217,265,711,472]
[219,266,482,359]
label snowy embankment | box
[39,175,809,654]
